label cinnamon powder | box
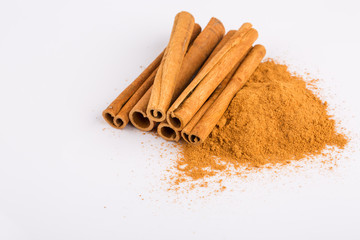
[176,59,348,181]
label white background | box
[1,0,360,239]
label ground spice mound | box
[177,59,348,180]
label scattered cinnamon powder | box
[176,59,348,181]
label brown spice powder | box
[176,59,348,181]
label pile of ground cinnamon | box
[176,59,348,180]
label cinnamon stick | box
[188,44,266,144]
[181,30,237,142]
[129,87,156,131]
[147,11,195,122]
[170,17,225,104]
[167,23,258,131]
[157,122,181,142]
[103,23,201,129]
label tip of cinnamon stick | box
[176,11,195,20]
[102,110,117,128]
[253,44,266,55]
[208,17,225,35]
[181,131,191,144]
[241,22,253,29]
[129,110,155,131]
[148,109,166,122]
[189,134,201,144]
[158,123,181,142]
[113,116,126,129]
[167,112,183,130]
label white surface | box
[1,0,360,239]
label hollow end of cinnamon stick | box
[189,134,201,144]
[149,109,166,122]
[181,131,191,144]
[113,116,125,129]
[129,110,155,132]
[102,110,117,128]
[159,126,177,140]
[157,123,181,142]
[168,112,184,130]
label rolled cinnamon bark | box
[103,22,201,129]
[189,45,266,144]
[167,23,258,131]
[157,122,181,142]
[130,19,225,131]
[170,17,225,104]
[147,11,195,122]
[129,87,156,131]
[181,30,237,142]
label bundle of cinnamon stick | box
[103,11,266,144]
